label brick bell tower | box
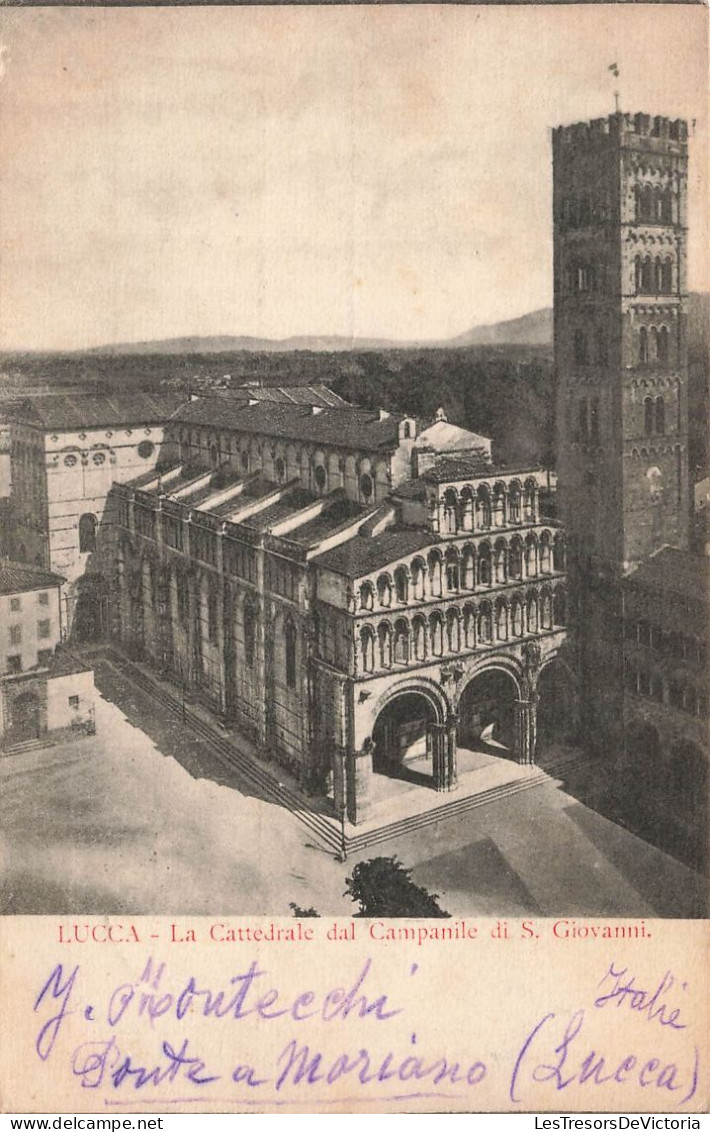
[552,111,690,756]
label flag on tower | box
[609,63,620,78]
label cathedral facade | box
[113,400,569,822]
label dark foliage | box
[344,856,450,918]
[289,902,320,918]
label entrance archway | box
[10,692,41,744]
[536,659,576,753]
[457,668,519,759]
[372,691,439,785]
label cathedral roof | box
[314,527,436,578]
[4,393,184,431]
[172,398,406,451]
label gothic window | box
[378,623,392,668]
[509,538,523,580]
[360,627,375,673]
[654,257,663,293]
[393,620,409,665]
[478,603,493,644]
[641,257,653,293]
[553,533,566,572]
[476,486,491,529]
[527,594,539,634]
[411,559,425,601]
[495,599,508,641]
[460,488,474,531]
[525,535,538,576]
[573,330,588,366]
[429,613,444,657]
[413,616,427,661]
[644,397,654,436]
[657,326,669,364]
[443,488,458,533]
[540,590,553,630]
[243,599,256,667]
[314,465,327,493]
[523,481,536,522]
[662,257,673,293]
[360,473,373,501]
[79,513,97,554]
[428,552,443,597]
[639,327,649,363]
[493,485,506,528]
[285,617,297,688]
[512,598,524,637]
[403,422,411,439]
[463,605,476,649]
[359,582,374,611]
[478,544,491,587]
[634,255,642,293]
[508,484,521,524]
[394,567,409,604]
[650,326,659,360]
[655,397,665,435]
[446,609,460,653]
[539,533,552,574]
[494,541,507,584]
[377,575,392,608]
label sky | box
[0,5,706,351]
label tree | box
[289,902,320,917]
[344,856,450,918]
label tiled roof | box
[0,559,65,595]
[422,453,493,483]
[4,393,184,430]
[288,497,366,546]
[172,398,404,451]
[234,385,349,408]
[392,478,427,501]
[314,527,436,578]
[624,547,709,605]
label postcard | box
[0,2,707,1115]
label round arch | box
[455,663,522,758]
[536,655,577,752]
[371,682,448,784]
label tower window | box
[657,326,669,364]
[655,397,665,435]
[662,257,673,293]
[644,397,654,436]
[639,327,649,364]
[573,330,588,366]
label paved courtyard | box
[0,657,705,917]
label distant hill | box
[84,294,708,354]
[447,308,553,348]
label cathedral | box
[113,400,568,823]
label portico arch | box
[370,680,455,791]
[455,664,524,761]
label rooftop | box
[624,547,709,605]
[0,559,65,596]
[3,393,184,431]
[232,384,349,409]
[314,526,436,578]
[173,398,408,451]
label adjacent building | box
[0,559,94,751]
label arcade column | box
[515,696,538,765]
[346,740,374,825]
[445,712,459,790]
[430,721,447,791]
